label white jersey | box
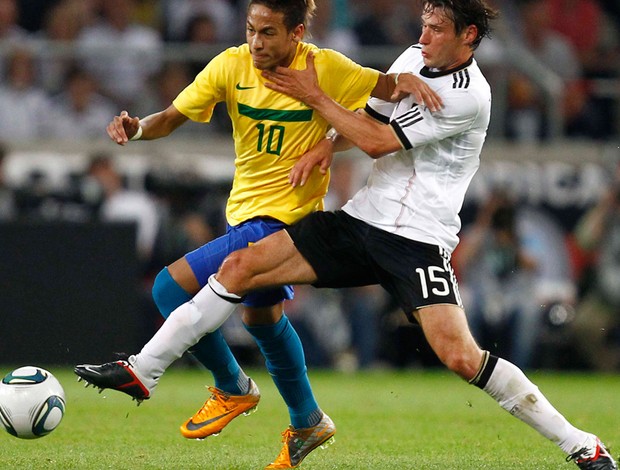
[343,45,491,254]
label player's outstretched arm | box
[263,54,400,158]
[106,105,189,146]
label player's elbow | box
[358,129,401,159]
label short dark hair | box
[422,0,499,50]
[248,0,316,32]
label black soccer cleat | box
[74,357,156,405]
[567,437,618,470]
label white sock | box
[479,356,593,455]
[133,275,241,379]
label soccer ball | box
[0,366,66,439]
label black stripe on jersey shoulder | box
[389,121,413,150]
[420,55,474,78]
[365,103,390,124]
[452,69,471,89]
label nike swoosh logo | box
[185,410,236,430]
[82,366,102,376]
[236,83,256,90]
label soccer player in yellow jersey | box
[77,0,441,467]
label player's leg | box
[153,261,251,396]
[415,305,617,469]
[74,226,256,403]
[221,229,336,467]
[127,229,311,383]
[242,304,323,430]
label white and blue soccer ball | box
[0,366,66,439]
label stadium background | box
[0,0,619,372]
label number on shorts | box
[416,266,450,299]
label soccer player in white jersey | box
[78,0,616,468]
[74,0,442,468]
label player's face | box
[418,7,476,71]
[246,4,303,71]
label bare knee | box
[438,347,484,381]
[217,250,256,295]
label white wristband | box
[325,127,338,143]
[130,125,143,141]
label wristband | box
[130,125,143,141]
[325,127,338,143]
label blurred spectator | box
[162,0,239,43]
[0,0,28,41]
[184,12,218,46]
[569,163,620,371]
[16,0,60,33]
[454,190,542,369]
[308,0,359,58]
[37,0,95,93]
[77,0,163,109]
[0,47,52,141]
[48,66,117,139]
[0,0,31,79]
[351,0,398,47]
[505,0,585,142]
[544,0,620,140]
[545,0,603,71]
[86,152,162,263]
[0,143,17,220]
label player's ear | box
[463,24,478,47]
[292,23,304,43]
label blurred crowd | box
[1,0,620,371]
[0,0,618,141]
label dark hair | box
[248,0,316,31]
[421,0,499,50]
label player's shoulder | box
[219,43,251,59]
[299,42,355,64]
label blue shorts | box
[185,217,294,308]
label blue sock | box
[152,267,247,395]
[245,314,321,428]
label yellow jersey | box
[173,42,380,226]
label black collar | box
[420,55,474,78]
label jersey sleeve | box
[390,90,484,150]
[172,50,229,122]
[362,46,414,122]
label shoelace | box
[567,446,590,463]
[280,426,296,443]
[195,387,232,419]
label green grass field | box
[0,367,618,469]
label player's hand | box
[391,72,443,112]
[289,138,333,187]
[106,110,141,145]
[262,52,322,106]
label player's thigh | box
[168,257,200,294]
[414,304,483,378]
[177,218,288,293]
[221,230,318,292]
